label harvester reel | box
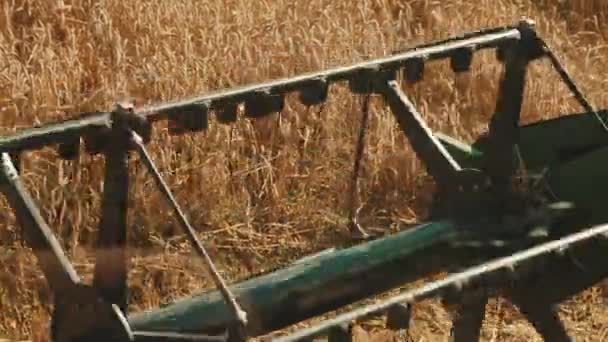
[2,17,608,342]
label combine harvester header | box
[2,18,608,341]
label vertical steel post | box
[483,20,538,194]
[92,107,132,314]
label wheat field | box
[1,0,608,341]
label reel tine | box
[349,67,397,94]
[403,57,425,84]
[215,102,239,124]
[511,299,572,342]
[57,137,81,160]
[349,67,375,94]
[450,47,474,73]
[83,126,111,155]
[386,303,412,331]
[448,296,488,342]
[299,77,328,106]
[166,103,209,135]
[245,90,285,118]
[327,323,353,342]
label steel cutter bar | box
[132,331,229,342]
[271,223,608,342]
[0,24,525,155]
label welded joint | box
[81,102,152,155]
[497,18,545,64]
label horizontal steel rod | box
[0,113,110,154]
[272,223,608,342]
[133,330,227,342]
[0,27,521,154]
[135,29,521,117]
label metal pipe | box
[0,28,522,154]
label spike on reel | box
[83,126,111,155]
[327,323,353,342]
[166,103,209,135]
[299,78,328,106]
[245,90,285,118]
[215,101,239,124]
[57,137,80,160]
[386,303,412,331]
[403,57,425,84]
[450,47,474,73]
[349,67,397,94]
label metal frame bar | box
[93,109,132,314]
[0,153,134,341]
[483,22,536,192]
[0,27,522,154]
[0,153,81,294]
[2,18,608,341]
[381,80,462,185]
[271,223,608,342]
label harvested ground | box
[1,0,608,340]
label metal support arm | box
[380,80,462,186]
[92,109,132,314]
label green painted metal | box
[126,109,608,337]
[515,110,608,170]
[434,132,482,169]
[545,145,608,225]
[128,221,460,336]
[436,110,608,225]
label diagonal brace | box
[129,132,248,340]
[380,80,462,186]
[0,153,80,294]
